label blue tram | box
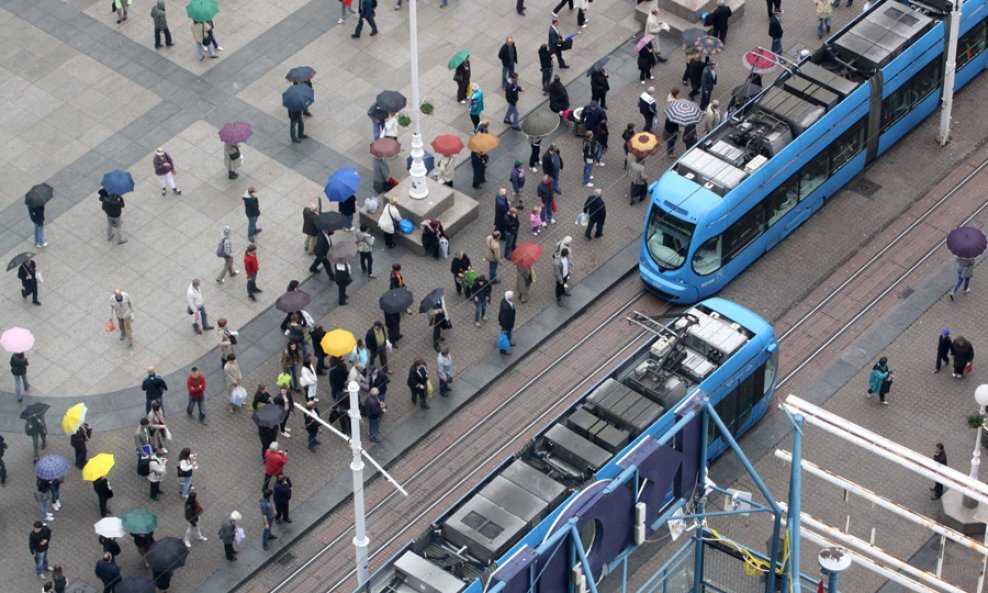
[358,298,777,593]
[640,0,988,303]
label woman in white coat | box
[377,197,402,249]
[300,357,318,402]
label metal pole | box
[828,569,840,593]
[693,404,709,593]
[406,0,428,199]
[964,402,985,508]
[348,380,370,584]
[789,415,804,592]
[937,0,963,146]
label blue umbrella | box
[101,170,135,195]
[406,150,435,175]
[283,85,315,112]
[324,168,361,202]
[35,455,70,480]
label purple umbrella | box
[946,226,987,258]
[218,121,253,144]
[275,289,311,313]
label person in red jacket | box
[263,443,287,490]
[244,243,261,302]
[186,366,207,424]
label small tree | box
[397,113,412,128]
[420,100,435,115]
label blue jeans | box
[194,306,209,329]
[504,232,517,259]
[541,199,554,223]
[14,373,28,402]
[40,499,49,518]
[187,397,206,420]
[34,224,44,246]
[817,15,831,36]
[489,261,499,282]
[344,213,353,229]
[369,416,381,441]
[501,64,514,88]
[953,274,972,294]
[247,216,258,239]
[771,38,783,55]
[50,481,60,505]
[583,161,593,184]
[181,476,192,498]
[505,104,519,128]
[34,550,48,576]
[474,299,487,323]
[551,174,560,193]
[262,525,272,547]
[372,119,383,139]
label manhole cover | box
[851,178,882,198]
[276,552,296,566]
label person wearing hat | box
[703,99,722,134]
[152,148,181,196]
[218,511,241,560]
[700,61,717,111]
[935,329,953,374]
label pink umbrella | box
[635,34,656,52]
[1,327,34,353]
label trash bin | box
[572,107,586,136]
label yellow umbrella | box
[82,453,115,481]
[62,403,88,434]
[467,133,499,153]
[321,329,357,358]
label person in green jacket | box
[150,0,173,48]
[113,0,132,23]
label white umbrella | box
[94,517,126,538]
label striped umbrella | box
[665,99,703,126]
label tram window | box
[957,20,988,70]
[723,205,765,262]
[765,176,799,227]
[829,119,865,173]
[797,156,827,201]
[646,206,694,271]
[735,366,763,431]
[693,235,723,276]
[764,351,778,395]
[881,59,943,131]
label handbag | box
[229,148,241,161]
[426,380,434,397]
[398,218,414,234]
[106,319,116,332]
[965,362,974,375]
[187,306,194,315]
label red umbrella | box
[511,242,544,267]
[431,135,464,157]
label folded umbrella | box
[431,134,464,157]
[82,453,115,481]
[115,576,157,593]
[101,170,135,195]
[628,132,660,158]
[19,402,49,420]
[635,34,656,52]
[1,327,34,353]
[252,403,288,429]
[418,288,444,313]
[692,35,724,57]
[186,0,219,21]
[379,288,414,314]
[146,537,189,573]
[35,455,70,480]
[321,329,357,358]
[6,251,35,272]
[315,211,348,234]
[665,99,703,126]
[467,133,499,153]
[218,121,253,144]
[947,226,987,258]
[62,403,88,434]
[283,84,315,112]
[285,66,316,82]
[510,242,544,267]
[328,232,358,260]
[585,57,610,77]
[274,289,311,313]
[25,183,53,209]
[94,517,127,539]
[121,508,158,534]
[324,168,361,202]
[370,138,401,159]
[375,90,407,113]
[521,111,560,138]
[448,48,470,70]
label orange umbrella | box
[628,132,659,158]
[467,133,499,153]
[510,242,544,267]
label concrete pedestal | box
[635,0,745,35]
[358,176,479,256]
[938,489,987,536]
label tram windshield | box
[645,205,694,270]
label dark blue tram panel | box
[640,0,988,303]
[357,298,778,593]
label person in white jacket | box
[186,278,213,335]
[377,197,402,249]
[300,357,318,402]
[381,114,399,139]
[644,8,670,63]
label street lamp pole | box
[964,385,988,508]
[407,0,428,199]
[348,380,370,582]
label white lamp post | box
[348,380,370,582]
[963,384,988,508]
[407,0,428,199]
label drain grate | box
[276,552,296,566]
[851,178,882,198]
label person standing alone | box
[216,226,238,283]
[18,257,40,306]
[110,289,135,347]
[242,187,262,242]
[28,201,47,248]
[931,443,947,500]
[351,0,378,38]
[867,356,892,405]
[150,0,174,49]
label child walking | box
[530,206,542,235]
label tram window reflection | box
[693,235,723,276]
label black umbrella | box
[379,288,414,314]
[367,103,388,123]
[19,402,50,420]
[145,537,188,573]
[115,576,157,593]
[315,211,348,233]
[275,289,311,313]
[6,251,35,272]
[25,184,53,208]
[585,57,610,77]
[419,288,445,313]
[285,66,316,82]
[252,404,288,429]
[282,85,315,112]
[731,82,762,101]
[375,90,407,113]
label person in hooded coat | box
[548,76,570,114]
[150,0,173,48]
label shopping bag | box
[965,362,974,375]
[230,385,247,406]
[234,526,246,545]
[426,380,434,397]
[276,373,293,389]
[398,218,414,234]
[497,331,511,351]
[105,319,116,332]
[576,213,589,227]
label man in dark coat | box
[141,367,168,413]
[453,58,471,103]
[548,19,570,68]
[339,195,357,229]
[581,101,607,136]
[497,37,519,89]
[583,189,606,239]
[273,474,293,523]
[707,0,733,43]
[638,87,658,131]
[29,203,46,248]
[94,552,121,593]
[498,292,517,353]
[100,189,127,244]
[351,0,378,38]
[494,189,510,235]
[547,75,569,114]
[538,44,554,93]
[682,54,705,100]
[470,151,488,189]
[18,258,40,305]
[309,231,336,281]
[288,101,305,144]
[700,61,717,110]
[935,329,953,373]
[769,10,784,55]
[590,68,610,108]
[931,443,947,499]
[302,204,318,254]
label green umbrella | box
[186,0,219,21]
[121,508,158,535]
[521,110,560,138]
[447,49,470,70]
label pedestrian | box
[183,490,208,547]
[932,329,954,374]
[703,100,722,134]
[385,311,402,346]
[435,152,456,187]
[638,41,657,84]
[134,417,152,455]
[516,0,524,14]
[531,205,542,235]
[185,366,206,424]
[538,44,554,94]
[239,187,263,241]
[259,489,277,550]
[150,148,181,196]
[69,423,92,469]
[450,251,472,297]
[218,318,237,368]
[547,76,570,115]
[147,448,166,501]
[224,354,243,413]
[537,175,557,228]
[515,263,534,303]
[353,225,377,278]
[510,160,527,206]
[333,261,352,306]
[100,189,127,245]
[582,131,595,187]
[25,413,47,463]
[141,367,168,414]
[288,96,306,144]
[682,52,704,99]
[485,231,503,284]
[0,434,5,487]
[583,189,606,239]
[274,474,293,522]
[700,61,717,110]
[377,197,401,249]
[28,201,47,248]
[951,336,974,378]
[471,150,488,189]
[132,530,155,568]
[299,357,318,403]
[628,154,648,205]
[472,275,491,327]
[815,0,832,38]
[498,292,517,354]
[492,188,511,235]
[223,141,241,179]
[707,0,732,43]
[363,388,384,442]
[769,9,784,55]
[113,0,130,22]
[94,552,121,593]
[542,144,564,195]
[407,358,429,409]
[11,351,29,402]
[93,476,113,518]
[365,321,389,370]
[177,448,197,498]
[931,443,948,500]
[504,207,520,259]
[453,57,471,103]
[949,257,975,300]
[644,9,670,62]
[866,356,892,405]
[240,243,260,301]
[548,19,570,68]
[590,67,609,108]
[30,521,52,580]
[52,566,66,593]
[186,279,212,335]
[338,0,357,23]
[149,0,173,48]
[99,535,121,559]
[36,478,54,521]
[147,400,169,451]
[639,86,657,131]
[263,443,288,490]
[205,19,222,52]
[191,20,216,60]
[554,247,572,305]
[215,226,239,283]
[436,348,454,396]
[302,203,319,254]
[469,84,485,130]
[766,0,782,18]
[110,289,135,347]
[217,511,240,561]
[339,194,357,229]
[274,386,295,439]
[498,37,519,89]
[504,73,523,130]
[303,401,321,450]
[309,230,336,280]
[663,94,681,157]
[429,302,448,352]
